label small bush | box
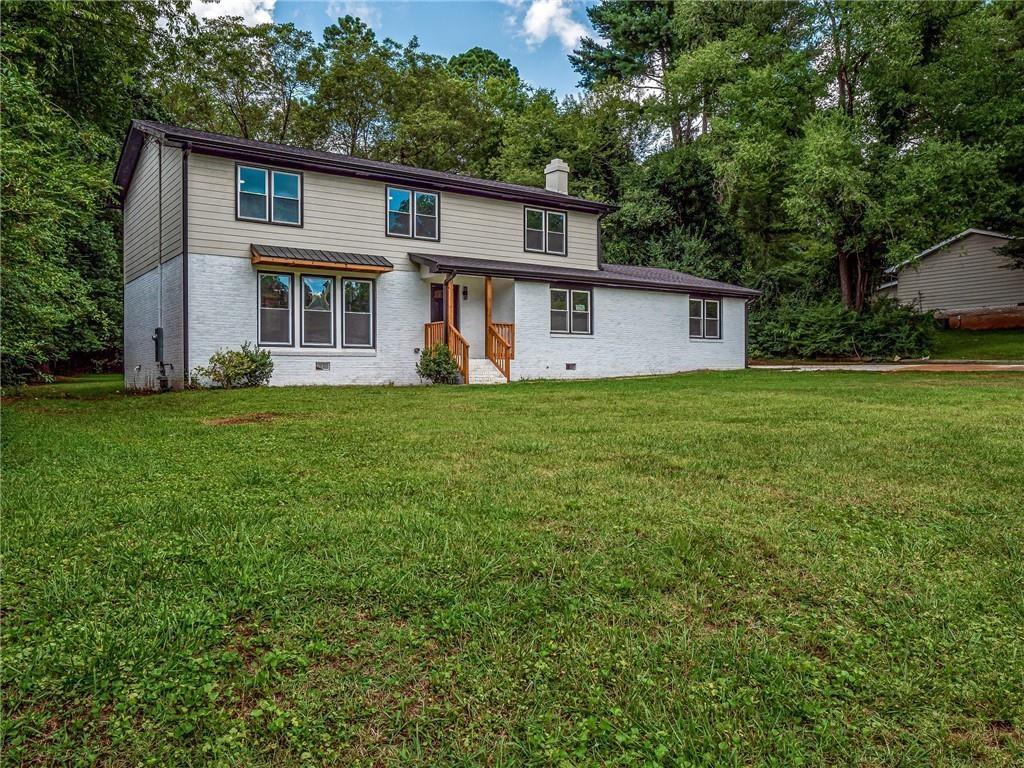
[416,343,460,384]
[750,298,934,360]
[193,342,274,388]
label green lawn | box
[3,372,1023,766]
[931,328,1024,360]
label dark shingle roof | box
[116,120,614,214]
[408,253,760,298]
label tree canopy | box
[2,1,1022,380]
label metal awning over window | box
[250,244,393,273]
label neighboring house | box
[880,229,1022,316]
[114,120,759,390]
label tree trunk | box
[837,247,855,310]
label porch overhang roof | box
[251,244,393,273]
[408,253,760,298]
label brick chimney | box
[544,158,569,194]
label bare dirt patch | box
[202,412,278,426]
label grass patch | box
[931,329,1024,360]
[3,371,1023,766]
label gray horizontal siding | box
[896,234,1024,311]
[123,140,183,283]
[187,153,600,272]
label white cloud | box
[190,0,276,25]
[326,0,382,30]
[506,0,587,50]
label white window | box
[525,208,567,255]
[301,275,334,347]
[342,279,374,347]
[550,288,591,334]
[238,165,301,225]
[689,298,721,339]
[387,187,438,239]
[258,272,292,345]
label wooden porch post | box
[445,280,455,330]
[484,276,493,329]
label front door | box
[430,283,460,329]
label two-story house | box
[114,120,759,389]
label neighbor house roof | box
[409,253,761,298]
[114,120,615,214]
[885,228,1013,274]
[250,244,393,273]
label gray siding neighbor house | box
[881,229,1022,314]
[114,120,760,390]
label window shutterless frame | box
[549,285,592,335]
[385,186,440,241]
[236,163,303,227]
[341,278,375,348]
[257,271,294,347]
[523,206,568,256]
[689,297,722,340]
[299,274,336,348]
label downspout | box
[181,143,191,387]
[744,296,756,369]
[156,138,169,392]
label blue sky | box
[190,0,596,96]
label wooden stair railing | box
[423,321,470,383]
[446,325,470,384]
[424,321,445,349]
[491,322,515,359]
[485,323,513,382]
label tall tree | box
[158,18,314,143]
[571,0,690,146]
[302,16,400,155]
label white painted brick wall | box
[123,255,184,390]
[510,281,746,380]
[187,253,430,386]
[185,253,746,387]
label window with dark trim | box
[238,165,302,225]
[387,187,439,240]
[689,298,721,339]
[301,275,334,347]
[258,272,293,345]
[525,207,567,255]
[550,287,591,334]
[342,279,374,347]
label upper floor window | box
[525,208,567,255]
[238,165,302,226]
[387,187,439,240]
[689,298,720,339]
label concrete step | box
[468,358,508,385]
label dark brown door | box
[430,283,460,329]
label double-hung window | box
[301,275,334,347]
[238,165,302,225]
[689,298,721,339]
[258,272,293,345]
[525,208,567,255]
[550,288,591,334]
[342,279,374,347]
[387,187,439,240]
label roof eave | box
[149,126,614,214]
[409,253,761,298]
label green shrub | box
[193,342,274,388]
[750,298,933,360]
[416,343,461,384]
